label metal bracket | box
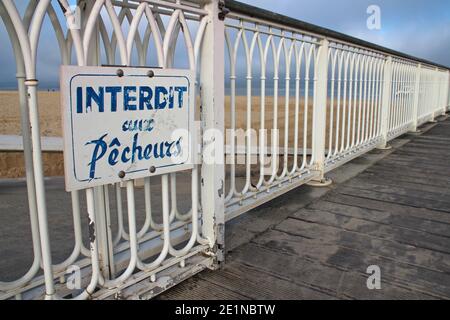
[218,0,229,21]
[306,177,332,187]
[377,144,393,150]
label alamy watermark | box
[367,5,381,30]
[366,265,381,290]
[65,265,81,290]
[65,5,81,30]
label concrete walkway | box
[159,117,450,300]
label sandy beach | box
[1,90,361,178]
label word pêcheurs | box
[86,132,183,180]
[75,85,188,113]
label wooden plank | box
[338,181,450,207]
[410,134,450,142]
[390,151,450,163]
[374,159,449,177]
[228,244,345,298]
[345,177,450,197]
[419,128,450,138]
[386,152,450,165]
[375,158,450,174]
[156,274,250,300]
[290,208,450,254]
[375,157,450,172]
[404,143,450,151]
[364,166,450,186]
[371,158,450,173]
[250,236,445,299]
[323,193,450,225]
[410,132,450,140]
[337,186,450,213]
[273,217,450,273]
[365,163,450,180]
[198,260,335,300]
[396,144,450,156]
[398,139,450,148]
[310,200,450,237]
[357,171,450,189]
[410,135,450,142]
[237,241,438,299]
[387,148,450,160]
[399,143,450,152]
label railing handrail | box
[225,0,450,71]
[0,135,63,152]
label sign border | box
[60,65,195,191]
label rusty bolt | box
[149,166,156,173]
[116,69,124,77]
[147,70,155,78]
[118,171,126,178]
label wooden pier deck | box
[160,116,450,300]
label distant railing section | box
[223,0,450,219]
[324,43,385,169]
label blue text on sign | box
[76,85,188,113]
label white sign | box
[60,66,195,191]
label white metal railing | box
[0,0,221,300]
[0,0,449,300]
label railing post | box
[378,56,393,149]
[200,0,225,267]
[79,0,114,280]
[431,67,440,121]
[443,71,450,114]
[411,63,421,132]
[438,68,446,117]
[309,38,331,185]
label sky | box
[0,0,449,89]
[238,0,450,65]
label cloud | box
[0,0,448,89]
[238,0,450,66]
